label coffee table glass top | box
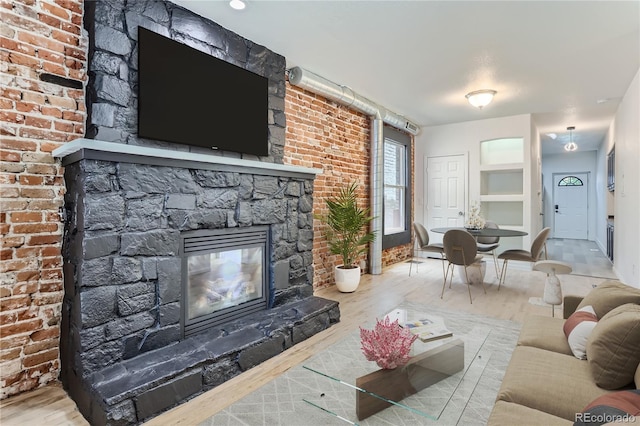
[300,304,493,424]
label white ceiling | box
[173,0,640,155]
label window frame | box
[382,126,412,250]
[558,176,584,186]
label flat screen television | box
[138,27,269,156]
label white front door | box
[425,154,467,244]
[553,172,588,239]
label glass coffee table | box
[300,304,492,424]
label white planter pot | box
[334,265,361,292]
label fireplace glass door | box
[182,227,269,337]
[187,247,263,319]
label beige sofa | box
[488,280,640,425]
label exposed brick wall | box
[381,243,412,267]
[284,82,412,289]
[0,0,87,399]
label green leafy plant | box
[316,182,376,269]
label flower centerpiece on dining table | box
[465,201,486,230]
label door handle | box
[458,211,464,216]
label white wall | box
[595,126,615,252]
[541,151,598,240]
[612,68,640,287]
[531,121,542,232]
[415,114,533,247]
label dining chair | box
[476,221,500,278]
[442,229,486,304]
[410,222,445,279]
[497,227,551,290]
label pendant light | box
[564,126,578,152]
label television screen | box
[138,27,269,156]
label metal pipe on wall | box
[369,116,384,275]
[287,66,420,275]
[288,67,419,135]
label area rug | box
[199,303,521,426]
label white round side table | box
[533,260,573,317]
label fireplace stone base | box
[65,296,339,425]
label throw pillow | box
[563,305,598,359]
[587,303,640,390]
[577,280,640,318]
[574,389,640,426]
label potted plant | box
[316,182,376,292]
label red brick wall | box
[284,82,412,289]
[0,0,86,398]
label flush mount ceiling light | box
[465,89,497,109]
[229,0,246,10]
[564,126,578,152]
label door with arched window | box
[553,172,589,239]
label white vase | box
[334,265,361,292]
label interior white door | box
[425,155,467,244]
[553,172,588,239]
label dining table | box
[430,227,528,238]
[430,227,528,285]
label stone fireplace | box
[56,140,339,425]
[53,1,340,423]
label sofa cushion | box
[563,305,598,359]
[496,346,612,420]
[587,303,640,389]
[488,400,572,426]
[517,314,572,355]
[577,280,640,318]
[575,390,640,426]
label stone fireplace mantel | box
[53,139,322,178]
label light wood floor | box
[1,258,607,426]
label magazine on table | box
[403,317,453,343]
[384,309,453,342]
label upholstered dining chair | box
[410,222,445,279]
[497,227,551,290]
[476,221,500,278]
[442,229,486,304]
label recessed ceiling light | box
[229,0,246,10]
[596,98,610,104]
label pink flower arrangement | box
[360,316,418,369]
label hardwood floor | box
[1,258,606,426]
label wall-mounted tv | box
[138,27,269,156]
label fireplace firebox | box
[182,227,271,337]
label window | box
[558,176,583,186]
[382,126,412,249]
[384,140,406,235]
